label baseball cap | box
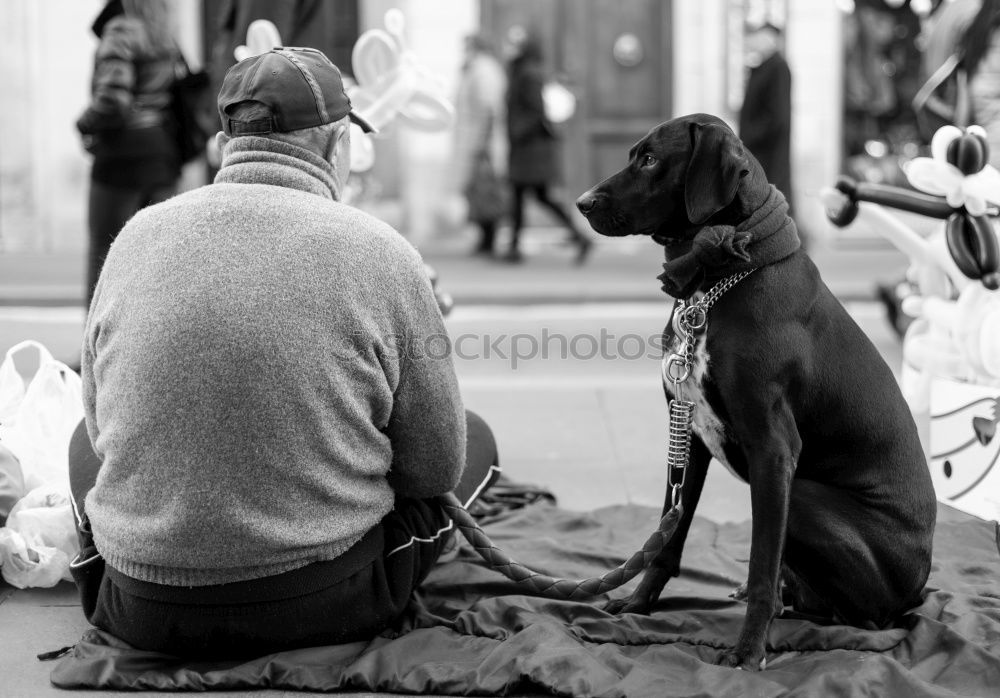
[218,47,375,137]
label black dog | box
[575,113,936,670]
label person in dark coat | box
[204,0,355,171]
[76,0,184,308]
[454,33,508,256]
[738,23,793,220]
[504,35,591,264]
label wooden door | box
[481,0,672,202]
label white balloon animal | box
[820,125,1000,412]
[234,19,282,63]
[228,13,455,173]
[346,9,455,172]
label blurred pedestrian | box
[453,33,508,256]
[913,0,979,143]
[921,0,979,79]
[504,34,592,265]
[205,0,349,170]
[738,23,794,222]
[76,0,183,308]
[960,0,1000,167]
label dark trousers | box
[475,220,497,253]
[86,179,177,307]
[67,411,499,659]
[509,184,585,252]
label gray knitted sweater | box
[81,137,466,586]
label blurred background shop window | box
[839,0,940,188]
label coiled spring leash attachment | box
[663,301,700,508]
[662,270,756,506]
[666,399,695,508]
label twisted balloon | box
[904,126,1000,290]
[346,9,455,172]
[821,124,1000,410]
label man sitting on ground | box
[68,47,498,658]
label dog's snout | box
[576,191,599,215]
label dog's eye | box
[641,154,657,168]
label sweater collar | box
[214,137,340,201]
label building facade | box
[0,0,847,256]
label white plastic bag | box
[0,442,24,524]
[0,340,83,492]
[0,484,78,588]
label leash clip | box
[664,354,690,385]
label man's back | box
[67,46,499,659]
[82,138,466,586]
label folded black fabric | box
[50,503,1000,697]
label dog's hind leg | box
[730,565,829,616]
[779,563,836,620]
[605,437,712,614]
[784,479,926,629]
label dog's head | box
[576,114,762,242]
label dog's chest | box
[661,310,739,479]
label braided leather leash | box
[438,492,682,600]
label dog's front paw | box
[606,567,671,615]
[604,593,654,615]
[604,597,631,614]
[718,646,767,671]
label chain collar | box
[662,269,756,386]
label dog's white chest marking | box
[662,331,740,479]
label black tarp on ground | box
[49,502,1000,696]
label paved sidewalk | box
[416,229,913,305]
[0,221,915,308]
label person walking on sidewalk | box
[961,0,1000,168]
[76,0,184,308]
[69,47,499,659]
[504,33,592,265]
[738,22,794,224]
[453,33,508,256]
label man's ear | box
[684,122,749,224]
[326,121,352,180]
[215,131,230,153]
[325,121,349,163]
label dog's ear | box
[684,122,749,224]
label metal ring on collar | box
[681,305,707,333]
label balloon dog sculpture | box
[822,125,1000,403]
[822,125,1000,517]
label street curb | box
[0,291,880,309]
